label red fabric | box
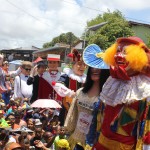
[110,65,130,81]
[69,78,77,91]
[143,132,150,144]
[117,36,144,45]
[38,77,62,101]
[47,58,60,61]
[38,77,54,99]
[33,57,43,63]
[101,104,137,145]
[92,142,108,150]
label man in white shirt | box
[13,61,33,103]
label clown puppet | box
[91,37,150,150]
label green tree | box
[146,35,150,47]
[85,10,135,50]
[43,32,79,48]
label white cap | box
[47,54,60,61]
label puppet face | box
[114,42,129,69]
[111,42,138,80]
[72,61,86,76]
[48,61,59,71]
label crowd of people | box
[0,36,150,150]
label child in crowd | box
[54,126,67,150]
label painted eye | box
[122,46,127,55]
[117,46,121,52]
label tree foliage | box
[146,34,150,47]
[85,10,135,50]
[43,32,79,48]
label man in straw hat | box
[92,37,150,150]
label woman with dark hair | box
[64,66,110,150]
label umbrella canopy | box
[33,57,43,63]
[9,60,23,65]
[31,99,62,108]
[11,126,34,133]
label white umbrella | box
[9,60,23,65]
[31,99,62,108]
[11,126,34,133]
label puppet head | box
[67,49,87,76]
[67,49,82,62]
[47,54,60,71]
[103,36,150,80]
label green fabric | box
[120,112,134,126]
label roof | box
[32,46,68,55]
[1,46,40,51]
[87,22,108,31]
[128,21,150,28]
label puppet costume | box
[64,88,101,150]
[59,67,86,110]
[38,70,61,99]
[64,45,109,150]
[53,49,87,125]
[38,54,61,100]
[90,37,150,150]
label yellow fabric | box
[65,96,73,103]
[136,139,143,150]
[62,96,73,111]
[144,119,150,135]
[96,112,102,132]
[57,139,70,150]
[124,107,137,119]
[95,52,104,59]
[98,133,135,150]
[85,144,92,150]
[117,127,128,136]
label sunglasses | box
[24,68,31,71]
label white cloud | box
[0,0,150,49]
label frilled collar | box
[100,74,150,106]
[63,67,86,83]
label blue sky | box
[0,0,150,49]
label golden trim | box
[98,133,135,150]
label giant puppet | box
[86,37,150,150]
[38,54,61,100]
[52,49,87,125]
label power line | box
[62,0,104,12]
[6,0,52,27]
[5,0,86,27]
[62,0,150,24]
